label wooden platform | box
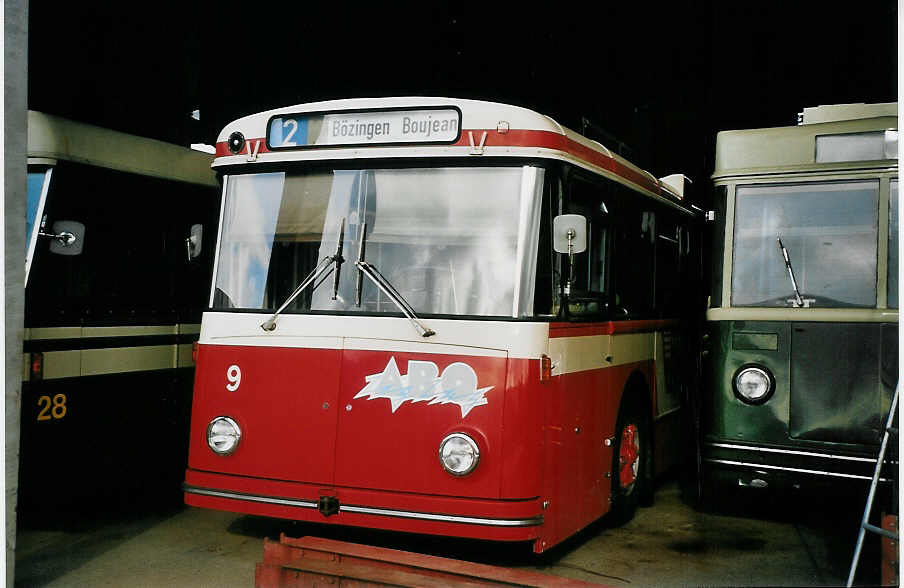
[255,535,607,587]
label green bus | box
[702,103,897,498]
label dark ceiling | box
[27,1,897,193]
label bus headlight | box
[207,416,242,455]
[438,433,480,476]
[733,365,775,405]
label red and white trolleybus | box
[184,97,703,552]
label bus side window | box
[565,176,610,318]
[655,215,683,316]
[612,191,654,318]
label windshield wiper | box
[261,218,345,331]
[777,236,804,307]
[353,222,435,337]
[331,217,346,300]
[355,222,367,307]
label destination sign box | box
[267,108,461,149]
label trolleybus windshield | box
[731,179,880,307]
[213,165,544,318]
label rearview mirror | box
[553,214,587,254]
[553,214,587,297]
[46,220,85,256]
[186,224,203,260]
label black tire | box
[608,395,652,524]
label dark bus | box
[21,111,220,516]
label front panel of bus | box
[704,173,898,491]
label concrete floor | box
[14,480,885,587]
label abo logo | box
[355,357,493,418]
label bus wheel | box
[609,398,651,524]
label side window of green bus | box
[709,185,728,307]
[889,179,898,309]
[566,175,610,318]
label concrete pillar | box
[4,0,27,585]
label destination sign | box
[267,108,461,149]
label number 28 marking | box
[226,365,241,392]
[37,394,67,421]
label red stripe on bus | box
[214,139,271,158]
[452,130,663,196]
[213,129,665,197]
[549,319,681,338]
[548,323,610,338]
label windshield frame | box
[208,157,553,321]
[729,177,882,309]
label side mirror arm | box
[38,230,77,247]
[565,228,576,296]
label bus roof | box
[713,103,897,179]
[799,102,897,125]
[213,97,692,211]
[27,110,217,187]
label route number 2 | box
[281,119,298,146]
[226,365,242,392]
[37,394,67,421]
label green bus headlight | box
[733,365,775,405]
